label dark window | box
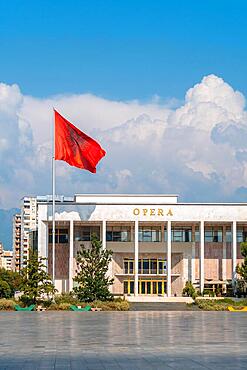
[49,228,69,244]
[74,226,100,241]
[205,227,223,243]
[143,259,149,274]
[106,226,131,242]
[139,226,161,242]
[130,281,134,294]
[171,228,192,242]
[150,259,157,274]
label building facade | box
[1,250,13,271]
[0,242,3,268]
[13,214,21,272]
[20,197,38,268]
[37,194,246,298]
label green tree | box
[20,249,56,304]
[0,268,23,297]
[0,280,12,298]
[73,235,114,302]
[236,242,247,293]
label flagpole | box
[52,111,56,286]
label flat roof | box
[74,193,179,197]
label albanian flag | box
[54,110,106,173]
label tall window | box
[106,226,131,242]
[74,226,100,241]
[48,228,69,244]
[204,227,223,242]
[195,228,200,242]
[139,226,161,242]
[237,227,247,243]
[226,227,232,242]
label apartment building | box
[1,250,13,271]
[12,214,21,272]
[0,242,3,268]
[20,197,38,268]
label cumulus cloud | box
[0,74,247,208]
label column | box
[69,220,74,292]
[191,224,196,283]
[222,225,227,281]
[167,220,172,297]
[200,220,205,294]
[134,220,139,296]
[102,220,106,250]
[102,220,113,292]
[232,221,237,290]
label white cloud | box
[0,74,247,208]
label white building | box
[1,250,13,271]
[20,196,38,268]
[37,194,246,299]
[13,214,21,272]
[0,242,3,268]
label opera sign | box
[133,208,173,217]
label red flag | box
[54,110,106,173]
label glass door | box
[124,279,166,295]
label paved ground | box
[0,311,246,369]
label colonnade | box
[66,219,238,296]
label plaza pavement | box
[0,311,246,370]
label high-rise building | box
[20,196,38,268]
[1,250,13,271]
[0,242,3,268]
[12,214,21,272]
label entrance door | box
[124,279,166,295]
[139,280,166,295]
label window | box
[123,258,166,274]
[195,228,200,242]
[74,226,100,241]
[124,259,134,274]
[164,227,192,242]
[204,227,223,243]
[48,228,69,244]
[171,228,192,242]
[158,260,167,274]
[226,227,232,242]
[124,281,134,294]
[106,226,131,242]
[139,226,161,242]
[237,228,247,243]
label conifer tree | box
[20,249,56,303]
[73,235,113,302]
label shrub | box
[48,303,71,311]
[203,289,215,297]
[182,281,196,298]
[20,294,35,306]
[195,299,227,311]
[194,298,247,311]
[42,300,53,308]
[54,293,79,305]
[0,298,16,310]
[91,299,129,311]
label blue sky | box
[1,1,247,250]
[0,0,247,100]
